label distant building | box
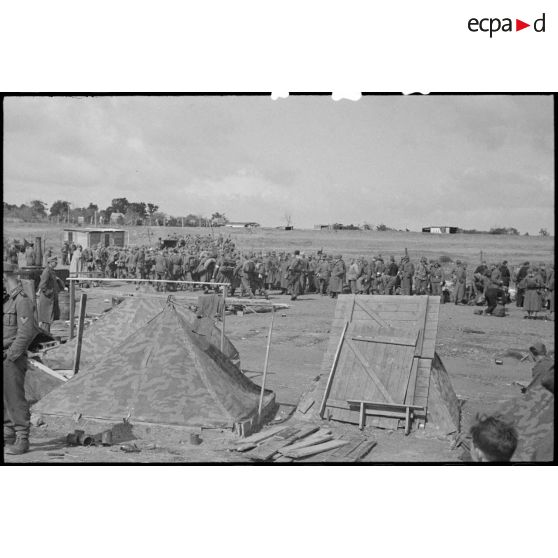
[63,228,126,248]
[422,226,458,234]
[314,224,331,230]
[225,221,260,228]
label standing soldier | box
[8,243,19,265]
[400,256,414,296]
[453,260,467,305]
[316,255,331,296]
[24,243,35,266]
[329,254,346,299]
[3,262,40,455]
[237,253,256,298]
[386,256,399,295]
[286,250,304,301]
[546,265,554,317]
[415,257,429,295]
[136,248,146,280]
[280,254,290,295]
[61,241,69,266]
[37,256,66,333]
[514,261,530,307]
[499,260,511,288]
[347,258,361,294]
[430,262,444,296]
[154,250,168,292]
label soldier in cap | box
[385,255,399,295]
[286,250,304,301]
[514,261,530,307]
[316,254,331,295]
[3,262,40,455]
[414,257,429,295]
[37,256,66,333]
[429,261,444,296]
[329,254,346,298]
[399,256,414,296]
[453,260,467,304]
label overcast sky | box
[3,95,554,233]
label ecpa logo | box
[468,13,546,37]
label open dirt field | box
[3,222,554,463]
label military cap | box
[48,256,58,263]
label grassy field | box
[3,221,554,267]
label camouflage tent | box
[43,296,238,370]
[497,385,554,462]
[34,303,276,430]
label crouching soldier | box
[3,262,41,455]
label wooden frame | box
[347,400,426,435]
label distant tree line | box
[3,198,229,228]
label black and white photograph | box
[2,94,554,464]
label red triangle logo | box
[516,19,530,31]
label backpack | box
[243,260,255,273]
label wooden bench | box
[347,400,426,435]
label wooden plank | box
[72,292,87,375]
[350,440,377,461]
[345,339,395,404]
[325,439,365,462]
[404,357,419,406]
[69,280,76,339]
[285,425,320,443]
[350,332,418,347]
[282,439,350,460]
[414,296,429,357]
[353,300,390,328]
[27,358,71,381]
[247,438,293,462]
[296,394,315,414]
[235,424,289,446]
[273,426,301,440]
[277,431,333,454]
[346,400,425,411]
[319,321,349,418]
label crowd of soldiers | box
[44,235,553,315]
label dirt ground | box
[3,222,554,463]
[4,286,554,464]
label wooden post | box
[258,306,275,416]
[220,285,227,352]
[480,250,483,263]
[69,280,76,339]
[73,293,87,375]
[404,247,408,258]
[319,321,349,418]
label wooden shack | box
[63,228,126,249]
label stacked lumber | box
[232,423,376,463]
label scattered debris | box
[120,443,141,453]
[190,433,202,445]
[280,439,350,460]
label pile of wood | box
[231,423,376,463]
